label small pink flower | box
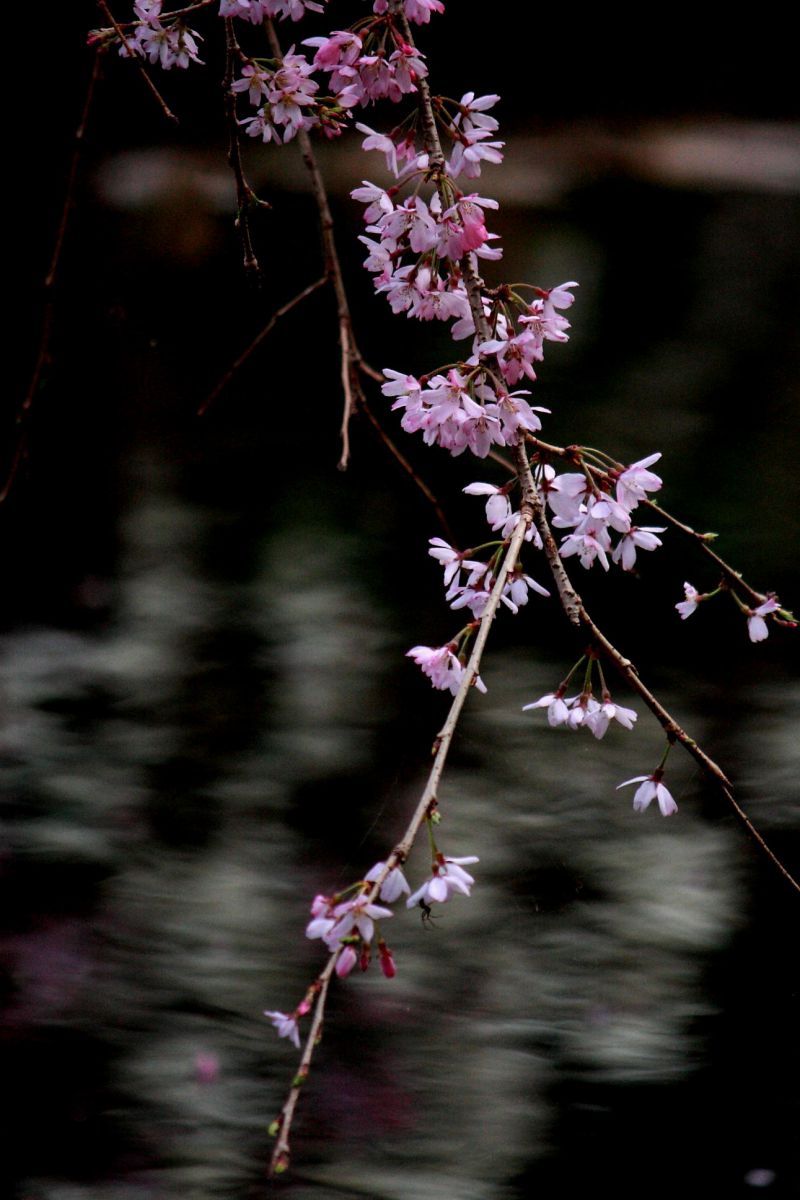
[264,1010,301,1049]
[335,945,358,978]
[676,581,700,620]
[615,453,663,512]
[616,770,678,816]
[747,596,780,643]
[407,644,487,696]
[406,855,480,908]
[378,940,396,978]
[364,861,411,903]
[523,691,570,727]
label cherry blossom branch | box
[390,5,798,895]
[516,449,800,895]
[268,505,533,1175]
[527,435,770,606]
[97,1,179,122]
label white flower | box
[364,861,411,903]
[264,1010,301,1049]
[747,596,780,643]
[676,581,700,620]
[406,855,479,908]
[617,773,678,816]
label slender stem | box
[265,21,362,470]
[223,18,261,279]
[269,506,533,1173]
[269,951,339,1176]
[527,434,768,605]
[198,276,327,416]
[97,1,179,122]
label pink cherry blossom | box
[615,453,663,512]
[747,596,780,642]
[406,855,479,908]
[264,1010,301,1049]
[523,691,570,727]
[407,644,487,696]
[617,771,678,816]
[584,699,638,739]
[675,582,700,620]
[611,525,666,571]
[364,862,411,903]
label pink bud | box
[336,946,358,978]
[379,941,396,978]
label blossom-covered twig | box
[268,495,533,1176]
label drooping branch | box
[268,499,533,1176]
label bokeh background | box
[5,4,800,1198]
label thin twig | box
[265,20,362,470]
[358,398,454,541]
[517,452,800,894]
[527,434,768,605]
[269,505,533,1175]
[223,18,262,280]
[98,1,179,122]
[198,276,327,415]
[269,952,339,1176]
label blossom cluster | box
[540,455,666,573]
[266,847,479,1049]
[117,0,203,69]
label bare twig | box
[198,276,327,416]
[222,18,262,279]
[97,1,179,122]
[357,398,454,541]
[265,21,363,470]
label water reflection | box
[3,465,797,1198]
